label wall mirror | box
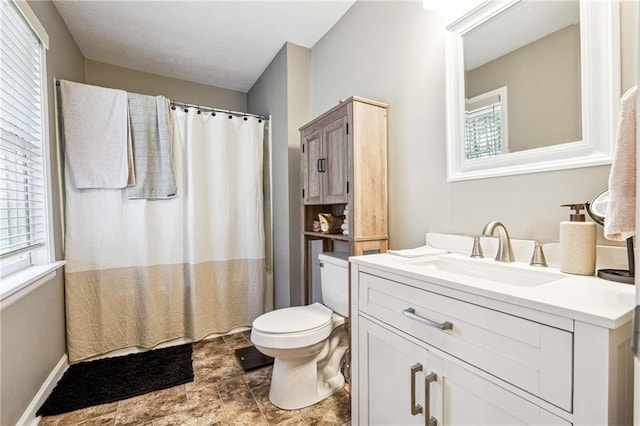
[445,0,620,181]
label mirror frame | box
[445,0,620,181]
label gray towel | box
[126,94,177,200]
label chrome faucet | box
[481,221,515,263]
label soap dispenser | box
[559,204,596,275]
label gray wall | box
[248,42,310,308]
[248,45,289,309]
[285,44,310,306]
[308,0,638,249]
[0,1,84,425]
[85,60,246,111]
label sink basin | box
[410,256,565,287]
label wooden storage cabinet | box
[301,115,348,205]
[300,97,388,303]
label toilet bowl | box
[250,252,349,410]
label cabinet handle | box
[410,363,423,416]
[316,158,327,173]
[403,308,453,331]
[425,372,438,426]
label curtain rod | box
[170,101,268,121]
[54,80,269,121]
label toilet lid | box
[253,303,332,334]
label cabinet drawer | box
[359,272,573,411]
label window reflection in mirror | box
[464,86,508,159]
[462,1,581,155]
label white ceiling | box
[53,0,356,92]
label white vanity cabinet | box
[359,317,570,426]
[350,256,635,426]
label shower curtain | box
[64,108,265,362]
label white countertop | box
[350,249,636,330]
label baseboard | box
[17,354,68,426]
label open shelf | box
[303,231,351,241]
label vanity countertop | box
[350,251,636,329]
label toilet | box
[251,252,349,410]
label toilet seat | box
[252,303,334,349]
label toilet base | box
[269,357,345,410]
[266,324,348,410]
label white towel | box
[60,80,133,189]
[387,245,448,258]
[125,94,176,200]
[605,86,637,241]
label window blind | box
[464,102,503,160]
[0,0,46,259]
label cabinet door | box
[322,116,348,204]
[440,356,571,426]
[357,317,571,426]
[358,317,441,426]
[301,128,323,204]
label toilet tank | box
[319,252,349,317]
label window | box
[464,86,508,160]
[1,0,53,282]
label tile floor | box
[38,331,351,425]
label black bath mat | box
[37,343,193,417]
[235,345,273,372]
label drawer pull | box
[403,308,453,331]
[410,363,423,416]
[425,372,438,426]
